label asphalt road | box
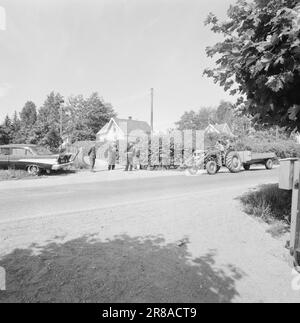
[0,167,278,223]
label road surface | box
[0,168,299,303]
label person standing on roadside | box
[108,143,117,171]
[124,142,135,171]
[88,144,97,172]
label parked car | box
[0,144,75,175]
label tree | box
[14,102,38,143]
[11,111,22,143]
[204,0,300,132]
[37,92,63,128]
[1,115,13,143]
[215,101,234,126]
[176,107,217,130]
[0,125,10,145]
[32,92,64,150]
[20,101,37,126]
[65,92,116,141]
[44,127,61,150]
[84,93,116,137]
[1,91,117,150]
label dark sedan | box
[0,144,74,175]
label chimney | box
[128,116,132,120]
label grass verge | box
[0,169,35,181]
[239,184,292,237]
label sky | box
[0,0,236,131]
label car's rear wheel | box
[27,165,41,176]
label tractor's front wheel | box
[226,152,242,173]
[206,160,218,175]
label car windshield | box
[31,146,52,155]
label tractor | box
[186,145,276,175]
[186,146,242,175]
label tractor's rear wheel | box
[226,152,242,173]
[206,160,218,175]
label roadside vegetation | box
[0,169,36,181]
[0,168,78,181]
[239,184,292,237]
[235,130,300,159]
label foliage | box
[0,115,13,144]
[13,102,37,144]
[204,0,300,131]
[20,101,37,127]
[216,100,234,125]
[176,101,235,131]
[235,135,300,158]
[1,92,116,150]
[176,107,217,130]
[65,93,116,142]
[0,125,10,145]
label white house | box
[205,123,234,137]
[96,117,151,142]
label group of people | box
[87,141,140,172]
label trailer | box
[238,151,277,171]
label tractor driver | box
[215,140,225,152]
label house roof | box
[205,123,234,137]
[114,118,151,134]
[214,123,231,133]
[97,117,151,136]
[205,124,220,134]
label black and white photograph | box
[0,0,300,306]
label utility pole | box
[59,99,64,139]
[151,88,154,134]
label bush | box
[235,133,300,159]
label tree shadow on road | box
[0,235,244,303]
